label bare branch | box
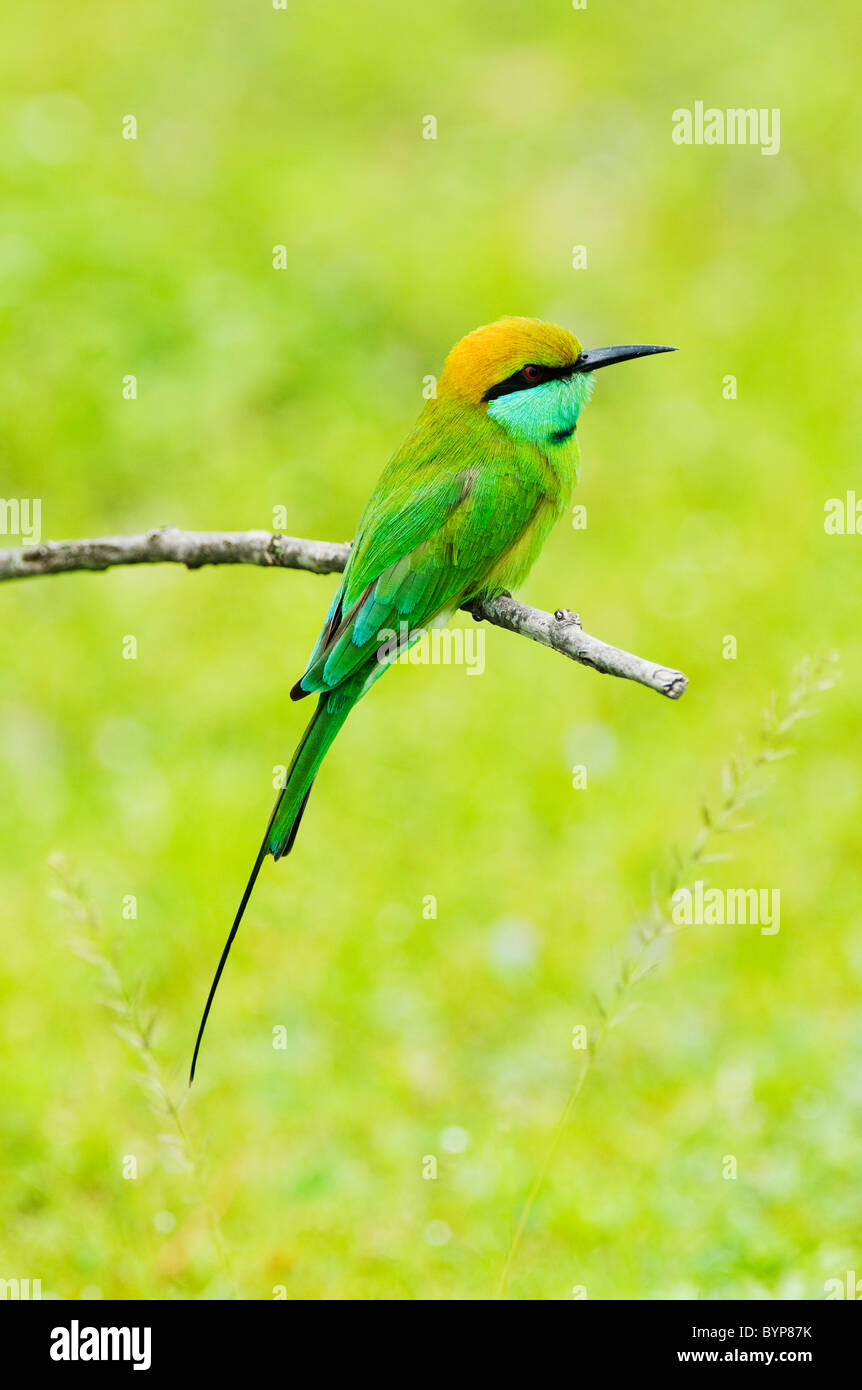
[0,527,350,580]
[474,597,688,700]
[0,525,688,700]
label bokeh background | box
[1,0,860,1300]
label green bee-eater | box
[190,317,675,1080]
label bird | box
[189,316,675,1081]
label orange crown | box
[438,316,582,403]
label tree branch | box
[0,526,688,699]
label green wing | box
[189,418,554,1081]
[293,421,546,702]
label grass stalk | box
[495,653,839,1298]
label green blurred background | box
[1,0,860,1300]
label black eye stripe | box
[484,363,575,401]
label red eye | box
[522,364,542,384]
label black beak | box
[573,344,677,373]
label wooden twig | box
[0,526,688,699]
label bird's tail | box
[189,688,355,1083]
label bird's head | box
[438,316,675,448]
